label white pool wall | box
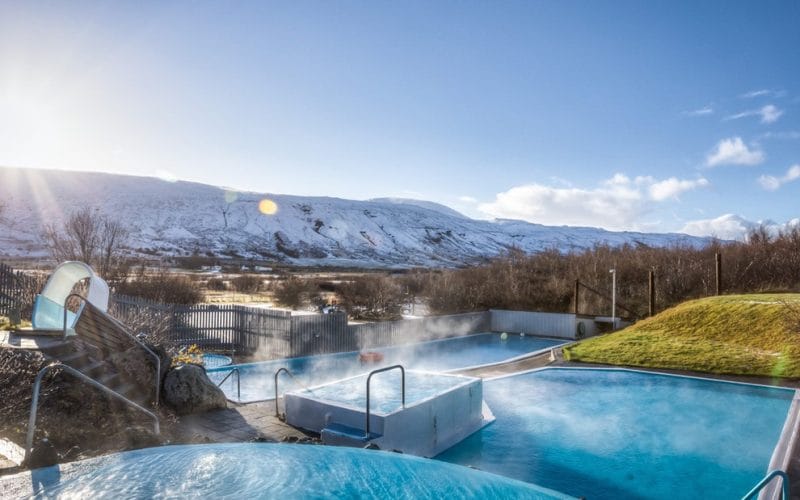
[284,371,493,457]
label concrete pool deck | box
[175,401,313,444]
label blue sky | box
[0,1,798,237]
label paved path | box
[175,401,312,444]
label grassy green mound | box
[564,294,800,378]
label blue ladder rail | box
[741,470,790,500]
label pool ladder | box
[365,364,405,437]
[216,367,241,402]
[741,470,790,500]
[274,367,304,419]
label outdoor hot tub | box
[284,369,494,457]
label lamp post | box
[609,268,616,330]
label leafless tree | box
[43,207,130,279]
[273,276,309,309]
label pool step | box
[321,423,381,448]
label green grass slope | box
[564,294,800,378]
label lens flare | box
[224,190,238,203]
[259,199,278,215]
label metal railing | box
[216,367,241,401]
[365,364,405,437]
[64,293,161,406]
[741,470,790,500]
[25,363,160,463]
[274,367,300,418]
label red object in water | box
[359,351,384,363]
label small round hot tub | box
[202,353,233,368]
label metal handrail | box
[741,470,790,500]
[64,293,161,406]
[274,367,301,417]
[25,363,160,463]
[217,367,241,401]
[365,364,405,437]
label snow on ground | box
[0,166,711,267]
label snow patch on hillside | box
[0,167,713,267]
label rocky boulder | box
[163,364,227,415]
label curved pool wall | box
[435,367,796,500]
[0,443,574,499]
[208,332,565,402]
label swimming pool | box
[1,443,573,499]
[436,367,795,499]
[201,353,232,368]
[208,332,565,402]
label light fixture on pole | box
[609,268,616,330]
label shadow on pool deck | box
[175,401,315,444]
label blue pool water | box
[295,371,473,414]
[209,332,564,402]
[5,443,572,499]
[436,368,794,499]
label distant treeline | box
[411,226,800,318]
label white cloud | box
[739,89,785,99]
[758,164,800,191]
[681,214,755,240]
[458,195,477,203]
[759,104,783,123]
[726,104,784,124]
[478,173,709,231]
[685,106,713,116]
[681,214,800,240]
[155,169,178,182]
[706,137,765,167]
[758,175,781,191]
[740,89,771,99]
[649,177,710,201]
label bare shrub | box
[109,301,175,350]
[43,207,130,281]
[273,276,309,309]
[206,277,227,291]
[419,226,800,317]
[337,275,404,321]
[115,270,202,305]
[231,275,262,293]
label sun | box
[258,199,278,215]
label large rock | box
[163,364,227,415]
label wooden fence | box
[112,295,293,358]
[110,295,493,360]
[0,263,46,319]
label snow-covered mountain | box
[0,167,712,267]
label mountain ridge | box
[0,166,712,267]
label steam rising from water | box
[209,332,564,403]
[436,368,794,499]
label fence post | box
[573,280,580,315]
[648,270,655,317]
[237,306,245,355]
[715,253,722,296]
